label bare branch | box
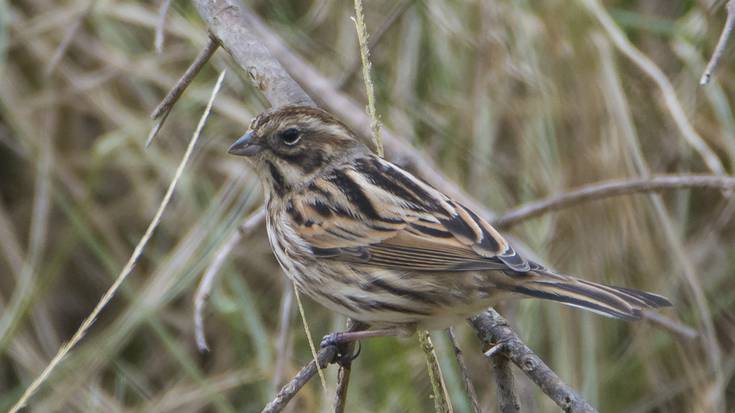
[489,351,521,413]
[469,310,598,413]
[192,0,314,108]
[261,345,338,413]
[148,36,220,147]
[494,175,735,229]
[333,362,352,413]
[701,0,735,85]
[447,328,481,413]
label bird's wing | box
[285,156,534,273]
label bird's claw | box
[320,332,343,348]
[321,332,362,366]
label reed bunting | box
[228,106,670,343]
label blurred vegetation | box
[1,0,735,412]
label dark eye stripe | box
[275,151,326,174]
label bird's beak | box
[228,131,262,157]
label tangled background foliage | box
[1,0,734,411]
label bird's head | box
[228,106,366,196]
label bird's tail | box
[507,272,671,320]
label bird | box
[227,105,671,345]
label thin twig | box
[334,361,352,413]
[447,328,481,413]
[488,350,521,413]
[147,36,219,147]
[8,70,227,413]
[194,208,264,352]
[262,345,338,413]
[351,0,383,156]
[701,0,735,85]
[333,319,366,413]
[469,310,598,413]
[417,330,454,413]
[493,175,735,229]
[155,0,174,53]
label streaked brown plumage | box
[228,105,671,332]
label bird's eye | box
[279,128,301,146]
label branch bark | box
[489,352,521,413]
[469,310,598,413]
[192,0,314,108]
[261,345,338,413]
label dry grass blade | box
[584,0,726,175]
[292,284,329,398]
[351,0,383,156]
[417,331,454,413]
[194,207,264,352]
[155,0,173,53]
[7,70,227,413]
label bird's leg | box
[320,328,404,349]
